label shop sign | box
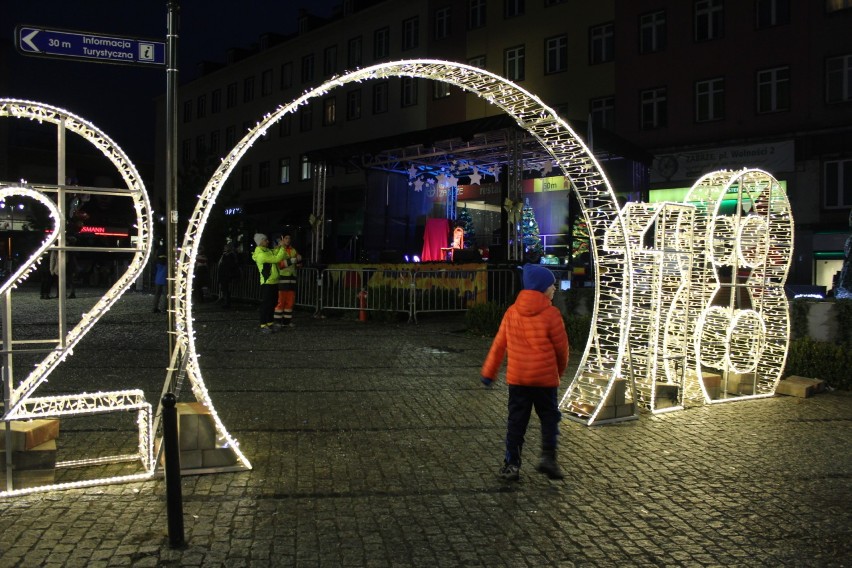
[652,140,794,184]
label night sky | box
[3,0,339,165]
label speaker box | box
[453,248,482,264]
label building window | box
[695,0,724,41]
[435,7,451,39]
[300,104,313,131]
[590,23,614,64]
[301,54,315,83]
[323,45,338,76]
[279,158,291,184]
[347,89,362,120]
[196,95,206,118]
[243,76,255,103]
[279,114,292,137]
[182,100,192,123]
[545,35,568,74]
[504,45,525,81]
[181,139,191,164]
[226,83,237,108]
[824,159,852,208]
[756,0,790,27]
[323,97,336,126]
[373,81,389,114]
[210,130,220,155]
[374,27,390,60]
[261,69,273,96]
[300,155,312,181]
[504,0,525,18]
[280,62,293,89]
[825,0,852,12]
[225,125,236,148]
[348,36,363,68]
[757,66,790,113]
[826,54,852,103]
[469,55,486,69]
[696,78,725,121]
[640,87,667,129]
[211,89,221,113]
[258,161,271,188]
[469,0,486,29]
[434,81,451,99]
[590,96,614,131]
[402,17,419,51]
[640,10,666,53]
[241,165,252,191]
[401,77,418,107]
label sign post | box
[16,25,165,67]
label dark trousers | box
[505,385,561,466]
[259,283,278,326]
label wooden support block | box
[0,440,57,470]
[0,420,60,451]
[176,402,219,451]
[616,403,635,418]
[776,376,825,398]
[202,448,238,467]
[726,373,755,395]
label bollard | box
[162,393,186,548]
[358,288,368,322]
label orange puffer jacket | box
[481,290,569,387]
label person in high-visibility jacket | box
[252,233,285,333]
[274,232,302,327]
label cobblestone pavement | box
[0,288,850,567]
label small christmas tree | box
[572,217,590,260]
[457,206,475,248]
[521,200,544,259]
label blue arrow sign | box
[16,25,165,67]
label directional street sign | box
[15,25,166,67]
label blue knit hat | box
[523,264,555,293]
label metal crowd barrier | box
[208,263,526,322]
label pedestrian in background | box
[480,264,569,481]
[194,245,210,302]
[251,233,284,333]
[274,232,301,326]
[217,242,240,308]
[152,246,167,313]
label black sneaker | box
[499,463,520,482]
[536,456,565,480]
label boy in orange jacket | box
[481,264,569,481]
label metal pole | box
[161,392,185,548]
[166,0,180,355]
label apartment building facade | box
[156,0,651,263]
[613,0,852,289]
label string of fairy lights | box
[0,65,794,498]
[0,99,154,497]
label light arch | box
[171,60,635,459]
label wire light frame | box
[166,59,633,441]
[0,99,154,497]
[682,169,793,403]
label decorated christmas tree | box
[521,201,544,259]
[457,206,475,248]
[572,217,590,260]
